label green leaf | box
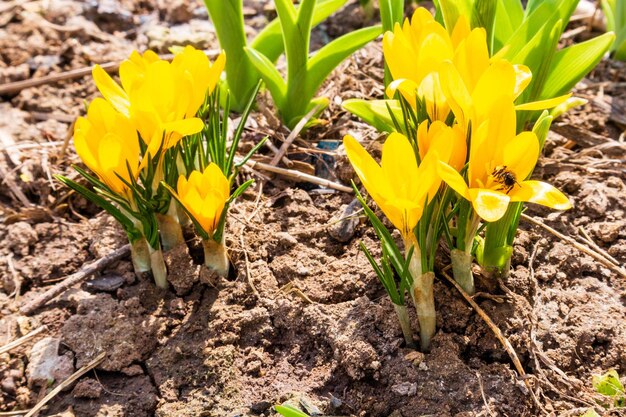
[275,405,310,417]
[306,25,381,101]
[512,19,562,104]
[56,175,139,240]
[252,0,348,62]
[495,3,556,61]
[580,409,601,417]
[342,99,401,132]
[204,0,257,111]
[226,80,261,177]
[525,0,578,23]
[492,0,524,52]
[471,0,497,52]
[353,184,406,281]
[360,242,402,305]
[244,47,287,109]
[531,111,553,149]
[592,370,625,397]
[539,32,615,100]
[435,0,472,33]
[379,0,404,32]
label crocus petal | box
[386,78,418,104]
[469,188,510,222]
[509,180,572,210]
[501,131,539,181]
[515,93,572,111]
[343,135,385,200]
[437,161,470,200]
[73,117,98,173]
[381,132,420,201]
[162,118,204,137]
[512,64,532,99]
[92,65,130,117]
[439,62,472,130]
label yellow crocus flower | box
[92,50,160,117]
[173,163,230,237]
[73,98,140,196]
[437,100,572,223]
[383,8,489,122]
[344,132,450,240]
[439,59,570,137]
[171,45,226,118]
[92,47,226,155]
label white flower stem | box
[130,237,151,277]
[451,249,475,295]
[149,243,168,289]
[404,236,436,351]
[157,201,184,251]
[202,237,229,277]
[393,303,415,348]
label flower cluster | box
[345,8,573,350]
[60,46,248,288]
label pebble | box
[85,274,125,292]
[72,378,102,399]
[391,382,417,396]
[328,199,361,243]
[26,337,74,388]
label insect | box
[491,165,519,194]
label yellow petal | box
[343,134,384,201]
[162,118,204,138]
[471,60,516,121]
[515,93,572,111]
[437,161,470,200]
[381,132,419,201]
[386,78,418,104]
[512,64,532,99]
[469,188,510,222]
[92,65,130,117]
[501,131,539,181]
[453,28,489,93]
[450,15,471,47]
[438,62,472,130]
[73,117,99,174]
[202,162,230,201]
[509,180,572,210]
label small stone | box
[120,364,144,376]
[328,199,361,243]
[26,338,74,388]
[168,297,186,315]
[404,350,425,365]
[72,378,102,399]
[249,400,271,414]
[6,222,38,256]
[85,274,125,292]
[276,232,298,248]
[329,394,342,408]
[391,382,417,396]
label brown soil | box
[1,1,625,416]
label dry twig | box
[270,104,323,166]
[440,270,546,414]
[239,157,351,192]
[0,325,48,355]
[521,214,626,278]
[20,245,130,315]
[23,352,106,417]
